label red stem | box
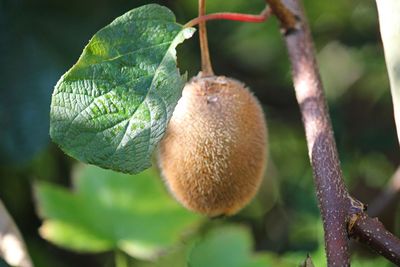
[185,7,271,28]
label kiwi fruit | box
[158,73,267,217]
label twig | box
[0,200,33,267]
[349,213,400,265]
[264,0,298,33]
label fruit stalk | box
[198,0,214,76]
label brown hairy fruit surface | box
[158,74,267,217]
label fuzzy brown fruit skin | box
[158,74,267,217]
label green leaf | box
[376,0,400,146]
[188,226,271,267]
[35,165,202,260]
[50,4,195,174]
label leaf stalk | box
[185,6,271,28]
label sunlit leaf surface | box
[50,4,195,174]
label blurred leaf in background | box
[188,225,295,267]
[318,41,364,101]
[351,256,395,267]
[34,165,202,260]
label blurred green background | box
[0,0,399,266]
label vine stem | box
[278,1,351,264]
[198,0,214,77]
[350,213,400,265]
[185,6,272,28]
[266,0,400,266]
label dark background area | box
[0,0,399,266]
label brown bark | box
[265,0,400,266]
[350,213,400,265]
